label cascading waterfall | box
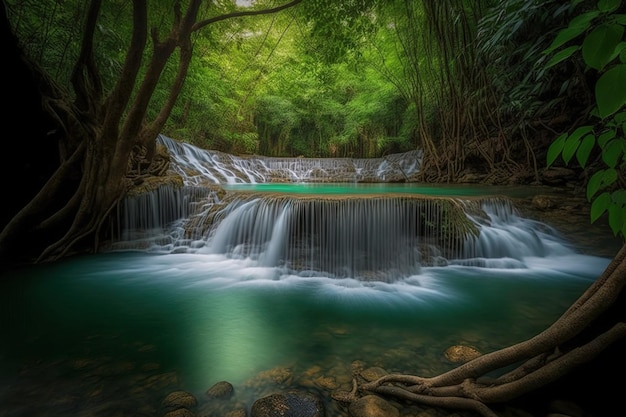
[108,135,577,281]
[157,134,423,183]
[189,194,573,280]
[109,185,219,251]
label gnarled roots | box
[353,244,626,417]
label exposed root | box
[357,244,626,415]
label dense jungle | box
[1,1,626,417]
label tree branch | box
[191,0,303,32]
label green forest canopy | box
[4,0,626,236]
[5,0,595,160]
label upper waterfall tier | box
[157,134,423,184]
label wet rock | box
[245,366,293,387]
[225,408,247,417]
[348,395,399,417]
[531,195,558,210]
[162,390,198,411]
[163,409,196,417]
[250,390,324,417]
[443,345,482,363]
[313,375,338,390]
[360,367,388,382]
[206,380,234,399]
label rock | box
[313,375,338,390]
[206,380,234,399]
[531,195,558,210]
[443,345,482,363]
[348,395,399,417]
[162,390,197,411]
[225,409,247,417]
[250,390,324,417]
[360,367,388,382]
[163,409,196,417]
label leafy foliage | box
[546,0,626,238]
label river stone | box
[163,409,196,417]
[206,380,234,399]
[360,367,388,382]
[531,195,557,210]
[250,390,324,417]
[162,390,197,410]
[348,395,399,417]
[444,345,482,363]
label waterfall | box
[108,136,575,280]
[107,185,219,251]
[157,134,423,183]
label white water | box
[107,136,607,283]
[157,134,423,183]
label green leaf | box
[546,45,579,68]
[611,42,626,62]
[547,133,567,166]
[587,168,618,200]
[591,192,611,222]
[570,125,595,142]
[562,134,581,164]
[576,133,596,167]
[613,190,626,204]
[608,200,625,235]
[545,26,586,54]
[582,24,624,70]
[596,64,626,118]
[598,130,617,148]
[602,138,625,167]
[569,10,600,28]
[598,0,621,12]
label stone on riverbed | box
[348,395,400,417]
[161,390,197,417]
[206,380,234,399]
[444,345,482,363]
[250,390,324,417]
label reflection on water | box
[0,250,611,416]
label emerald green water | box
[0,183,617,416]
[0,249,610,416]
[220,182,552,197]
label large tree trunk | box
[357,243,626,416]
[1,0,304,266]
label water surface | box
[0,248,610,416]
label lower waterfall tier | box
[106,188,575,281]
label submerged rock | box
[206,380,234,399]
[161,390,198,416]
[444,345,482,363]
[250,390,324,417]
[348,395,399,417]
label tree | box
[0,0,302,265]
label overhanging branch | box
[192,0,303,32]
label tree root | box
[358,244,626,416]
